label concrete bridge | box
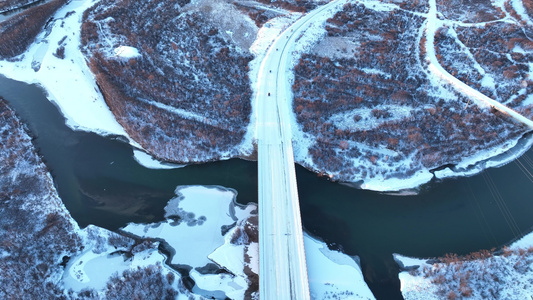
[255,0,345,298]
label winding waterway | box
[2,75,533,299]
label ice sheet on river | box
[121,185,375,299]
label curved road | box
[256,0,346,298]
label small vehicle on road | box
[268,92,271,96]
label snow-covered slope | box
[0,98,196,299]
[395,232,533,300]
[0,98,82,298]
[289,0,532,191]
[81,0,256,163]
[0,0,134,140]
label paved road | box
[256,0,345,298]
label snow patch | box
[510,230,533,250]
[329,106,413,131]
[523,94,533,107]
[393,254,439,300]
[395,227,533,300]
[113,46,141,59]
[133,150,185,169]
[510,0,533,26]
[191,270,248,300]
[480,75,496,90]
[361,67,392,79]
[247,242,259,275]
[360,169,434,192]
[306,233,375,299]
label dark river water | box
[2,75,533,299]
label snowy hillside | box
[0,98,196,299]
[395,232,533,299]
[0,96,375,299]
[290,0,533,191]
[81,0,259,163]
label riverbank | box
[395,231,533,299]
[0,97,194,298]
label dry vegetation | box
[0,0,67,58]
[72,262,183,300]
[82,0,255,163]
[292,2,527,182]
[525,0,533,17]
[230,215,259,299]
[0,0,41,12]
[0,98,189,299]
[379,0,429,13]
[435,22,533,117]
[409,246,533,299]
[436,0,504,22]
[0,98,83,299]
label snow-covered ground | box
[63,226,144,292]
[306,233,375,300]
[123,186,254,268]
[61,223,201,298]
[425,0,533,129]
[395,230,533,300]
[421,0,533,183]
[122,185,256,299]
[435,134,533,179]
[354,132,533,192]
[1,0,529,193]
[0,98,195,298]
